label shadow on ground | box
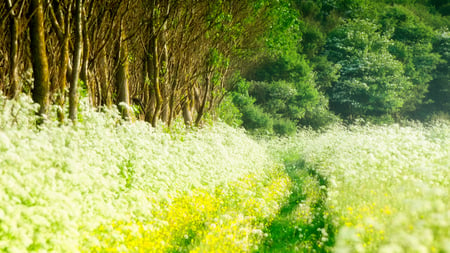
[256,159,335,252]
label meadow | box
[267,121,449,252]
[0,94,449,252]
[0,95,291,252]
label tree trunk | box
[195,74,210,125]
[48,0,71,122]
[56,35,69,122]
[167,89,176,127]
[29,0,50,118]
[161,103,169,123]
[182,99,193,126]
[98,47,111,107]
[7,0,19,98]
[115,23,131,119]
[69,0,82,122]
[150,35,162,127]
[80,10,91,106]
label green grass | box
[258,160,335,252]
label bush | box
[299,95,341,130]
[217,95,243,127]
[273,117,297,135]
[300,108,341,130]
[232,92,273,133]
[241,103,273,131]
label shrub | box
[299,96,341,130]
[217,95,243,127]
[241,103,273,131]
[272,118,297,136]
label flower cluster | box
[83,172,291,252]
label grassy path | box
[258,160,335,252]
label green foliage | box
[244,54,312,83]
[272,117,297,136]
[299,95,342,130]
[430,0,450,16]
[227,0,446,128]
[326,19,413,118]
[250,80,304,119]
[311,56,341,93]
[231,90,286,134]
[262,0,302,56]
[299,22,327,58]
[240,102,273,131]
[232,75,324,134]
[325,19,389,62]
[217,94,243,127]
[379,6,442,114]
[428,30,450,112]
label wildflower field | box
[267,122,449,252]
[0,95,290,252]
[0,94,449,252]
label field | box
[0,95,449,252]
[266,122,449,252]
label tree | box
[379,6,441,115]
[28,0,50,118]
[114,21,131,119]
[1,0,447,127]
[69,0,83,122]
[427,30,450,113]
[48,0,72,122]
[325,19,412,118]
[6,0,21,98]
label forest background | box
[0,0,449,133]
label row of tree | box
[1,0,449,132]
[0,0,275,125]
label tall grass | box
[267,122,449,252]
[0,94,291,252]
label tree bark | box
[29,0,50,117]
[195,74,210,125]
[6,0,20,98]
[182,98,193,125]
[115,23,131,119]
[98,47,111,107]
[48,0,71,122]
[80,9,91,106]
[8,10,19,98]
[69,0,82,122]
[56,35,69,122]
[150,35,162,126]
